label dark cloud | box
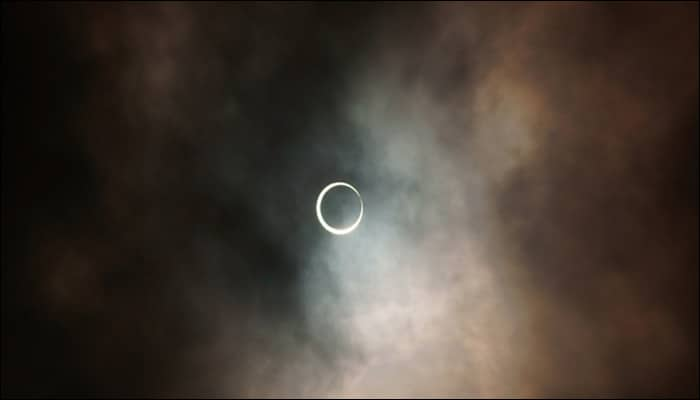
[2,2,697,397]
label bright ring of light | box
[316,182,363,235]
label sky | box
[1,2,698,397]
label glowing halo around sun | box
[316,182,363,235]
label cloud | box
[4,2,696,397]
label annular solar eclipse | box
[316,182,363,235]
